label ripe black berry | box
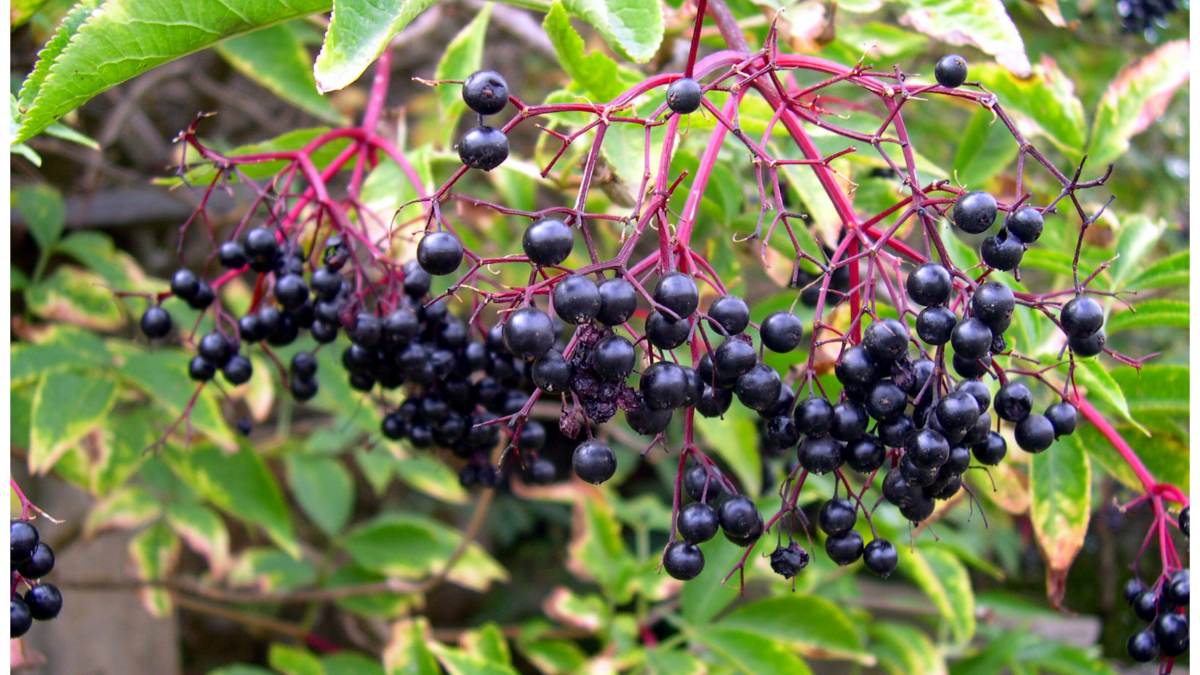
[1006,206,1044,243]
[18,542,54,579]
[663,541,705,580]
[666,77,703,114]
[696,385,733,418]
[714,338,756,379]
[934,54,968,88]
[981,229,1024,271]
[707,295,750,336]
[654,272,699,319]
[291,376,318,401]
[735,364,782,412]
[402,260,432,297]
[503,307,555,359]
[11,597,31,638]
[274,273,309,310]
[552,274,601,324]
[1157,614,1189,657]
[830,401,868,442]
[952,353,988,379]
[907,263,952,306]
[866,381,907,422]
[532,350,572,394]
[1015,414,1055,453]
[24,584,62,620]
[1132,589,1159,621]
[244,227,280,269]
[523,218,573,266]
[187,355,218,382]
[170,268,200,301]
[770,542,810,579]
[462,70,509,115]
[863,318,908,363]
[845,436,885,472]
[1059,295,1104,339]
[906,428,950,468]
[764,415,799,448]
[222,355,253,385]
[760,311,804,352]
[1164,570,1189,607]
[835,346,879,388]
[825,530,864,565]
[11,521,38,564]
[1045,401,1077,437]
[953,191,998,234]
[878,416,914,448]
[1182,506,1190,538]
[527,457,556,484]
[627,404,673,436]
[677,503,719,544]
[936,391,981,434]
[915,306,956,346]
[684,464,728,503]
[1127,628,1159,662]
[863,539,898,577]
[818,498,857,536]
[197,332,232,366]
[798,436,843,474]
[645,311,691,349]
[642,362,689,410]
[596,278,637,325]
[1123,578,1147,605]
[1068,329,1106,357]
[140,306,173,339]
[417,232,464,276]
[994,381,1033,422]
[794,397,833,435]
[951,317,992,359]
[217,241,247,269]
[572,440,616,484]
[718,496,763,545]
[591,335,636,380]
[458,126,509,170]
[971,282,1014,332]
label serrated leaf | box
[899,544,975,645]
[16,0,332,142]
[165,444,298,557]
[16,0,103,112]
[216,22,344,124]
[1105,299,1188,335]
[1128,250,1188,290]
[286,453,354,535]
[543,1,639,102]
[26,266,124,330]
[433,4,492,140]
[973,59,1086,156]
[1088,40,1189,168]
[1030,433,1090,607]
[166,500,232,577]
[899,0,1030,77]
[13,183,65,252]
[129,521,181,617]
[29,369,118,474]
[268,644,324,675]
[718,595,872,664]
[560,0,663,63]
[868,622,946,675]
[314,0,437,92]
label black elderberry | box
[964,411,991,446]
[24,584,62,620]
[527,457,557,485]
[348,371,375,392]
[714,338,757,379]
[863,318,909,363]
[760,311,804,352]
[681,367,705,407]
[844,436,886,472]
[907,429,950,468]
[170,268,200,301]
[381,412,408,440]
[764,415,800,448]
[696,385,733,418]
[643,362,689,410]
[707,296,750,336]
[189,355,216,382]
[798,436,843,474]
[735,364,782,413]
[626,403,673,436]
[863,539,898,577]
[830,401,868,442]
[915,306,955,345]
[532,350,572,394]
[1013,415,1054,455]
[503,307,555,359]
[818,498,857,536]
[273,273,309,310]
[677,502,719,544]
[825,530,865,565]
[1164,570,1189,608]
[1006,206,1044,244]
[666,77,703,114]
[462,70,509,115]
[590,335,634,380]
[718,496,764,545]
[835,346,879,388]
[18,542,54,579]
[956,379,991,411]
[244,227,280,270]
[654,272,699,319]
[794,397,833,435]
[11,597,31,638]
[1060,295,1104,338]
[218,241,247,269]
[1182,506,1190,538]
[943,444,972,475]
[981,229,1024,271]
[1045,401,1077,437]
[866,381,907,422]
[1068,329,1106,357]
[951,317,992,360]
[596,278,638,325]
[907,263,952,306]
[222,355,253,385]
[310,266,342,300]
[663,541,705,580]
[417,231,464,276]
[348,313,381,347]
[1123,578,1147,605]
[1127,629,1159,662]
[403,260,432,297]
[11,521,38,564]
[523,218,573,266]
[291,376,319,402]
[572,440,616,484]
[684,464,728,503]
[878,416,914,448]
[770,542,810,579]
[140,306,173,339]
[994,381,1033,422]
[458,126,509,170]
[552,274,601,324]
[936,391,981,434]
[971,281,1015,332]
[1132,590,1159,621]
[952,353,989,379]
[645,311,691,349]
[934,54,968,88]
[197,332,232,366]
[952,191,998,234]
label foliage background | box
[8,0,1190,673]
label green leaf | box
[13,183,65,252]
[518,639,588,674]
[323,652,386,675]
[11,0,54,28]
[26,266,125,330]
[16,0,332,142]
[680,536,745,624]
[566,492,636,599]
[44,120,101,149]
[327,564,418,618]
[286,453,354,535]
[1112,364,1188,429]
[84,486,163,536]
[383,618,441,675]
[230,547,317,591]
[461,623,511,664]
[1128,250,1188,290]
[269,644,324,675]
[16,0,103,113]
[718,595,871,664]
[208,667,275,675]
[952,108,1019,187]
[1106,299,1188,335]
[899,544,975,645]
[166,500,232,576]
[314,0,437,92]
[393,454,468,504]
[543,1,639,102]
[1088,40,1189,168]
[898,0,1030,77]
[694,405,761,496]
[428,643,518,675]
[54,231,150,289]
[1110,214,1166,290]
[682,623,814,675]
[433,4,492,140]
[129,521,181,617]
[560,0,663,63]
[216,22,344,124]
[1030,432,1090,604]
[12,325,110,385]
[29,369,118,474]
[1073,359,1146,435]
[868,622,946,675]
[973,60,1087,156]
[165,444,298,557]
[343,513,506,588]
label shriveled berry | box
[770,542,810,579]
[458,126,509,170]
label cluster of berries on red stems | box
[1123,570,1190,661]
[11,520,62,637]
[1114,0,1180,37]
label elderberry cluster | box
[1123,570,1190,661]
[10,520,63,638]
[457,70,511,171]
[1115,0,1181,37]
